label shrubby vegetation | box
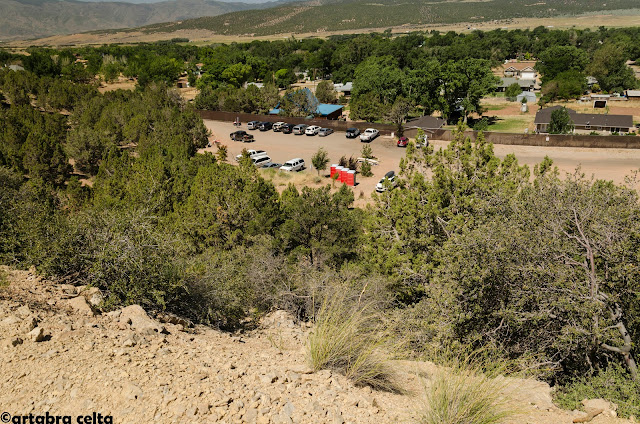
[2,31,640,407]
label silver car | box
[318,128,334,137]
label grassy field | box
[7,6,640,48]
[486,116,533,133]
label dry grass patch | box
[260,168,327,190]
[307,295,403,392]
[415,348,520,424]
[416,366,516,424]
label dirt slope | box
[0,267,631,424]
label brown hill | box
[0,0,278,41]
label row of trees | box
[4,25,640,109]
[350,56,498,122]
[538,44,637,103]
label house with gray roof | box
[496,77,536,92]
[404,115,446,137]
[534,106,634,134]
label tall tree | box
[536,45,589,83]
[311,147,330,176]
[587,42,637,93]
[549,107,574,134]
[440,59,499,122]
[315,80,337,104]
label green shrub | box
[0,268,8,288]
[360,161,373,177]
[554,365,640,419]
[39,208,189,313]
[308,295,402,391]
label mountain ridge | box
[0,0,291,41]
[130,0,640,37]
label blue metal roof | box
[269,105,342,116]
[316,104,343,116]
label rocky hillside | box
[133,0,640,37]
[0,0,285,41]
[0,267,631,424]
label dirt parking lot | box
[201,120,640,205]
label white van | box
[253,155,273,168]
[279,158,305,172]
[305,125,321,136]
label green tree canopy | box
[549,107,574,134]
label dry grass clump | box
[307,295,402,392]
[416,366,515,424]
[415,348,519,424]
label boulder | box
[27,327,46,342]
[119,305,165,335]
[16,305,31,318]
[67,296,94,316]
[82,287,104,308]
[582,398,617,417]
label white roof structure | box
[334,82,353,92]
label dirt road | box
[201,120,640,205]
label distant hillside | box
[0,0,286,41]
[136,0,640,36]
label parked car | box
[253,155,272,167]
[247,121,260,130]
[360,128,379,142]
[345,127,361,138]
[230,130,248,141]
[280,158,305,172]
[293,124,308,135]
[281,124,295,134]
[235,149,266,161]
[318,128,334,137]
[376,171,397,193]
[397,136,409,147]
[305,125,321,136]
[258,121,273,131]
[262,162,282,169]
[272,122,286,132]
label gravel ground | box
[0,267,632,424]
[201,120,640,205]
